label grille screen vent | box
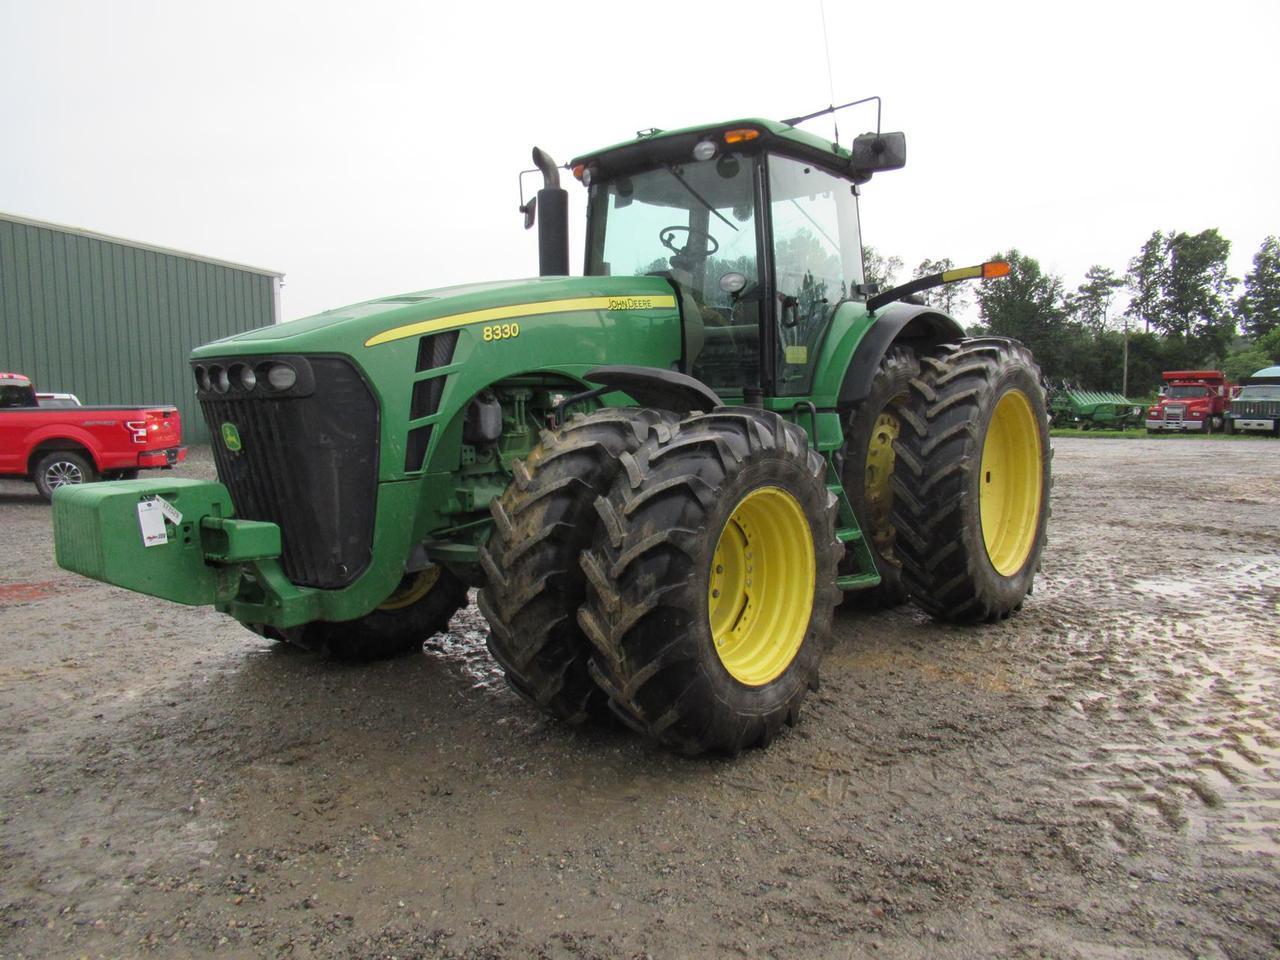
[416,331,458,372]
[411,378,446,420]
[405,425,433,473]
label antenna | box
[819,0,838,142]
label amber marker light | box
[723,128,760,144]
[982,260,1011,279]
[572,164,585,181]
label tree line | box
[864,232,1280,396]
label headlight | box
[195,365,211,392]
[693,139,717,162]
[266,362,298,391]
[237,364,257,391]
[212,366,230,394]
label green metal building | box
[0,212,282,442]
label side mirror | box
[849,131,906,176]
[520,196,536,230]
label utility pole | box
[1122,313,1130,397]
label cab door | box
[766,155,864,395]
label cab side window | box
[768,157,862,394]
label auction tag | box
[154,495,183,526]
[136,499,169,547]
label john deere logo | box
[221,422,242,452]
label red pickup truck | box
[0,372,186,500]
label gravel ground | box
[0,437,1277,959]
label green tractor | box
[53,105,1051,755]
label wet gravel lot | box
[1,437,1277,959]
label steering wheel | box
[659,225,719,258]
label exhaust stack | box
[531,147,569,276]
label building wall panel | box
[0,214,279,443]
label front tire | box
[35,450,97,501]
[280,566,469,661]
[891,338,1051,624]
[578,408,842,755]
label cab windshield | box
[1166,385,1210,398]
[585,153,761,392]
[1237,384,1280,400]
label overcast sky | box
[2,0,1277,326]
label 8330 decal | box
[482,322,520,342]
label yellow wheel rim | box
[864,410,900,553]
[979,389,1043,576]
[707,486,816,687]
[378,566,441,611]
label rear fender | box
[26,427,104,472]
[837,303,964,407]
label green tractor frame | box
[54,103,1052,755]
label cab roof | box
[570,117,862,182]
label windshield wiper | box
[666,165,739,233]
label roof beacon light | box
[692,139,717,161]
[723,128,760,144]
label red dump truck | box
[0,372,185,500]
[1145,370,1233,434]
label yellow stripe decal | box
[364,294,678,347]
[941,265,982,283]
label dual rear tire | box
[890,338,1051,623]
[481,406,841,755]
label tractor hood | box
[191,275,678,358]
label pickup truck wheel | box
[34,450,97,502]
[478,407,679,724]
[282,567,469,661]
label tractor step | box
[836,573,881,590]
[835,526,863,543]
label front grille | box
[1232,400,1280,418]
[1163,404,1186,421]
[197,356,379,589]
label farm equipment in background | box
[51,105,1052,755]
[1146,370,1233,434]
[1048,385,1144,430]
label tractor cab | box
[569,119,904,399]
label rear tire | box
[891,337,1051,624]
[34,450,97,502]
[839,345,917,609]
[280,567,469,661]
[578,408,841,755]
[478,407,678,724]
